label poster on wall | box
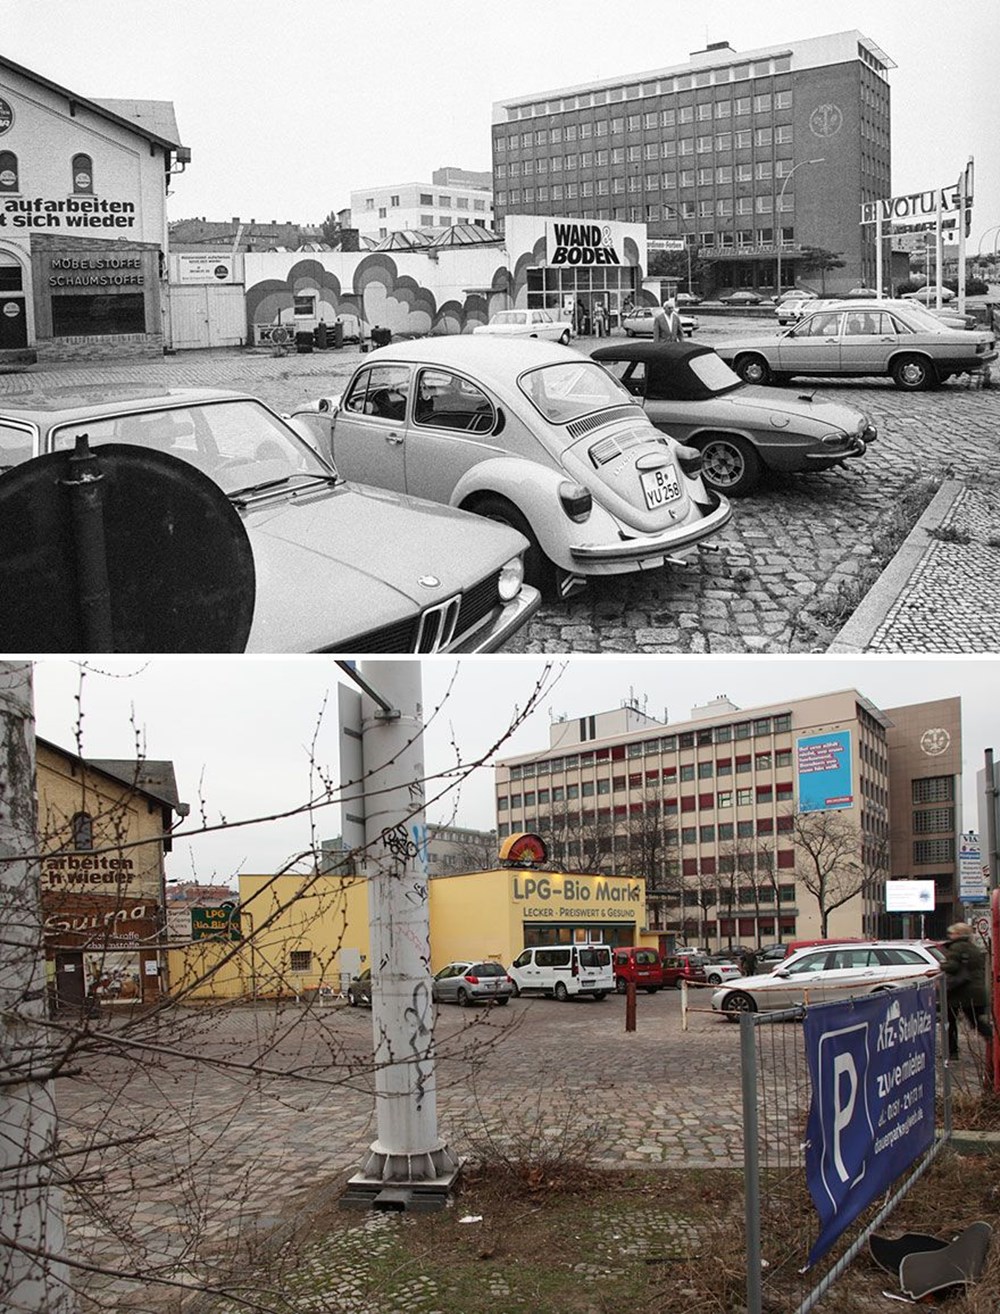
[176,252,236,284]
[797,730,854,813]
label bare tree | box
[791,809,873,936]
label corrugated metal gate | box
[168,284,246,349]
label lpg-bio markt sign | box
[545,221,622,266]
[510,872,642,922]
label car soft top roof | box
[591,340,725,400]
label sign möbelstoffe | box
[546,220,623,267]
[191,902,242,941]
[803,985,936,1265]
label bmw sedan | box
[432,961,514,1007]
[718,300,996,390]
[591,342,875,496]
[301,338,732,599]
[711,941,943,1018]
[1,386,540,652]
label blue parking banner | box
[803,985,936,1265]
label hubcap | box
[902,362,924,384]
[703,443,744,486]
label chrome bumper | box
[450,584,542,653]
[568,492,732,565]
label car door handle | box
[385,432,403,445]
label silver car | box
[718,300,996,390]
[711,941,943,1018]
[473,309,573,345]
[621,306,697,338]
[301,338,731,599]
[1,387,540,653]
[432,961,514,1007]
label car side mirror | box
[773,968,790,978]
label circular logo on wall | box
[0,96,14,135]
[2,301,21,318]
[809,103,843,137]
[213,264,229,280]
[920,727,951,756]
[75,171,92,191]
[0,169,15,187]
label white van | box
[508,944,613,1001]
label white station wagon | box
[298,338,732,599]
[473,309,574,344]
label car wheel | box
[615,977,628,995]
[456,987,470,1007]
[510,981,521,998]
[708,973,722,985]
[645,987,659,994]
[734,353,772,385]
[892,354,935,391]
[722,990,758,1020]
[470,494,558,599]
[347,989,358,1007]
[697,433,762,497]
[593,991,607,1000]
[559,329,571,345]
[554,982,570,1002]
[496,996,510,1006]
[624,328,635,337]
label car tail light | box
[572,958,579,977]
[464,974,479,984]
[558,481,592,522]
[675,444,703,477]
[505,975,514,984]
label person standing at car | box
[653,299,682,342]
[942,922,993,1058]
[741,946,758,977]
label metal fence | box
[740,976,952,1314]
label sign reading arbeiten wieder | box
[803,985,936,1265]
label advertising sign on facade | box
[176,252,236,284]
[191,903,242,941]
[796,730,854,813]
[545,220,623,267]
[958,832,988,904]
[509,872,643,923]
[804,985,936,1264]
[885,880,936,913]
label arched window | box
[71,811,94,851]
[71,153,94,195]
[0,151,18,194]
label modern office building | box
[491,30,893,295]
[350,166,493,243]
[495,690,962,949]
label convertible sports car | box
[1,386,540,653]
[717,299,996,390]
[300,337,732,599]
[591,341,875,496]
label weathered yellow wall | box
[428,869,515,969]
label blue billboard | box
[803,985,936,1265]
[797,730,854,812]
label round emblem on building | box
[213,264,229,280]
[0,97,14,136]
[919,727,951,756]
[809,103,843,137]
[2,301,21,318]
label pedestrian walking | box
[941,921,993,1058]
[652,298,683,342]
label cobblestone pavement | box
[2,322,997,653]
[56,990,745,1302]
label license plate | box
[640,466,681,511]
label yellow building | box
[170,859,649,1001]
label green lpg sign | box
[191,903,242,941]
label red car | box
[612,946,665,994]
[661,954,709,988]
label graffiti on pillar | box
[379,822,420,864]
[403,979,434,1109]
[245,254,510,338]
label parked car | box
[754,944,789,967]
[620,306,697,338]
[904,286,955,304]
[700,953,743,986]
[302,338,732,599]
[661,954,709,988]
[432,960,513,1006]
[675,292,702,307]
[711,941,944,1018]
[0,387,540,654]
[717,300,997,390]
[346,969,372,1007]
[473,308,574,345]
[612,946,664,994]
[719,291,762,306]
[774,292,819,326]
[507,943,613,1000]
[591,341,875,496]
[819,297,976,333]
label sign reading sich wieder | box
[796,730,853,812]
[804,985,936,1265]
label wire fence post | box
[938,973,952,1138]
[741,1010,763,1314]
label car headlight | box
[498,555,525,602]
[558,481,593,523]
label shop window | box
[71,153,94,194]
[0,151,19,193]
[294,296,315,318]
[71,811,94,850]
[52,294,145,337]
[289,950,312,973]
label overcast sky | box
[3,0,997,247]
[27,656,999,887]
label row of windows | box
[912,807,955,835]
[498,128,795,172]
[502,754,793,798]
[506,715,793,779]
[364,194,487,212]
[500,187,793,211]
[501,781,795,811]
[0,151,94,195]
[496,814,797,842]
[914,839,955,864]
[501,68,795,123]
[912,775,954,804]
[503,160,798,189]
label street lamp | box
[775,158,825,298]
[665,205,694,294]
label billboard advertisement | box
[885,880,936,913]
[959,832,989,904]
[797,730,854,813]
[804,985,936,1265]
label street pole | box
[0,663,75,1313]
[776,158,824,298]
[985,748,999,892]
[345,660,459,1206]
